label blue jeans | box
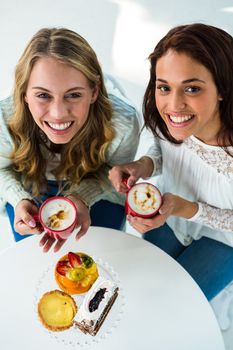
[143,223,233,301]
[6,181,125,242]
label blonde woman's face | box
[25,57,99,144]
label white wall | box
[1,0,233,109]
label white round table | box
[0,227,224,350]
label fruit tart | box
[55,252,99,294]
[38,290,77,331]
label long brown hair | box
[143,23,233,147]
[8,28,115,197]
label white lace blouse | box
[146,134,233,247]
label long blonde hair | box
[8,28,115,197]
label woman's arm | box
[0,99,34,209]
[189,202,233,232]
[127,192,198,234]
[127,191,233,235]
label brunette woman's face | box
[155,50,222,144]
[25,57,99,144]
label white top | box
[146,133,233,247]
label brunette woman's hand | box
[14,199,43,235]
[127,193,198,234]
[108,156,154,193]
[39,194,91,253]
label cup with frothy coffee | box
[35,196,78,239]
[125,182,162,218]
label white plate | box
[34,257,125,347]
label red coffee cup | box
[34,196,78,239]
[125,182,162,218]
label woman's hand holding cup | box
[108,156,154,193]
[14,195,91,253]
[39,195,91,252]
[127,192,173,234]
[65,194,91,241]
[14,199,43,235]
[127,192,199,234]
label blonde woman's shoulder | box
[0,96,14,157]
[0,96,13,122]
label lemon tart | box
[38,290,77,331]
[55,252,99,294]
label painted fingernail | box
[28,219,36,227]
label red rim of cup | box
[39,196,78,232]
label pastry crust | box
[38,290,77,331]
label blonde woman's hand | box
[14,199,43,235]
[15,198,69,253]
[127,193,198,234]
[66,195,91,240]
[108,156,154,193]
[39,195,91,253]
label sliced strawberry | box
[56,260,70,276]
[68,252,82,268]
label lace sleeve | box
[189,202,233,232]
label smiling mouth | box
[45,121,74,131]
[167,114,195,125]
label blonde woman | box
[0,27,139,252]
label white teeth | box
[47,122,72,130]
[169,115,193,123]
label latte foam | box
[127,183,162,216]
[41,198,76,230]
